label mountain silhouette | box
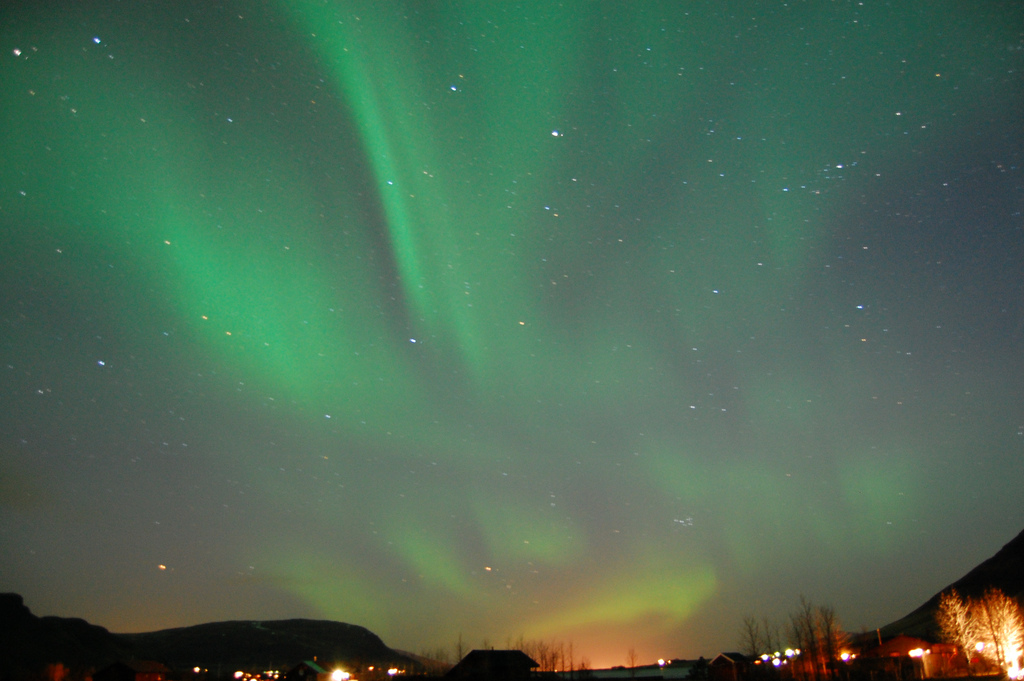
[0,593,418,678]
[121,618,417,672]
[0,593,134,674]
[877,526,1024,640]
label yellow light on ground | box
[908,649,924,658]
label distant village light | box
[332,671,350,681]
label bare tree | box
[936,587,1024,677]
[762,615,782,656]
[936,589,974,674]
[784,598,847,681]
[418,645,455,675]
[816,605,848,680]
[627,647,639,679]
[531,640,551,672]
[740,615,765,657]
[512,636,579,673]
[971,588,1024,675]
[523,638,559,673]
[790,597,821,681]
[544,641,556,672]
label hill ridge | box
[878,526,1024,639]
[0,594,417,676]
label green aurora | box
[2,0,1023,665]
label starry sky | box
[2,0,1023,668]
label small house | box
[286,660,330,681]
[708,653,750,681]
[446,650,539,681]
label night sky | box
[2,1,1023,668]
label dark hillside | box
[0,594,418,678]
[877,526,1024,640]
[0,593,134,675]
[122,618,417,672]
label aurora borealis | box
[2,0,1023,666]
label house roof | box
[446,649,539,678]
[295,661,328,674]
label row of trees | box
[739,597,849,681]
[936,587,1023,678]
[514,636,592,675]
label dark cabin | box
[446,650,539,681]
[708,653,750,681]
[286,661,329,681]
